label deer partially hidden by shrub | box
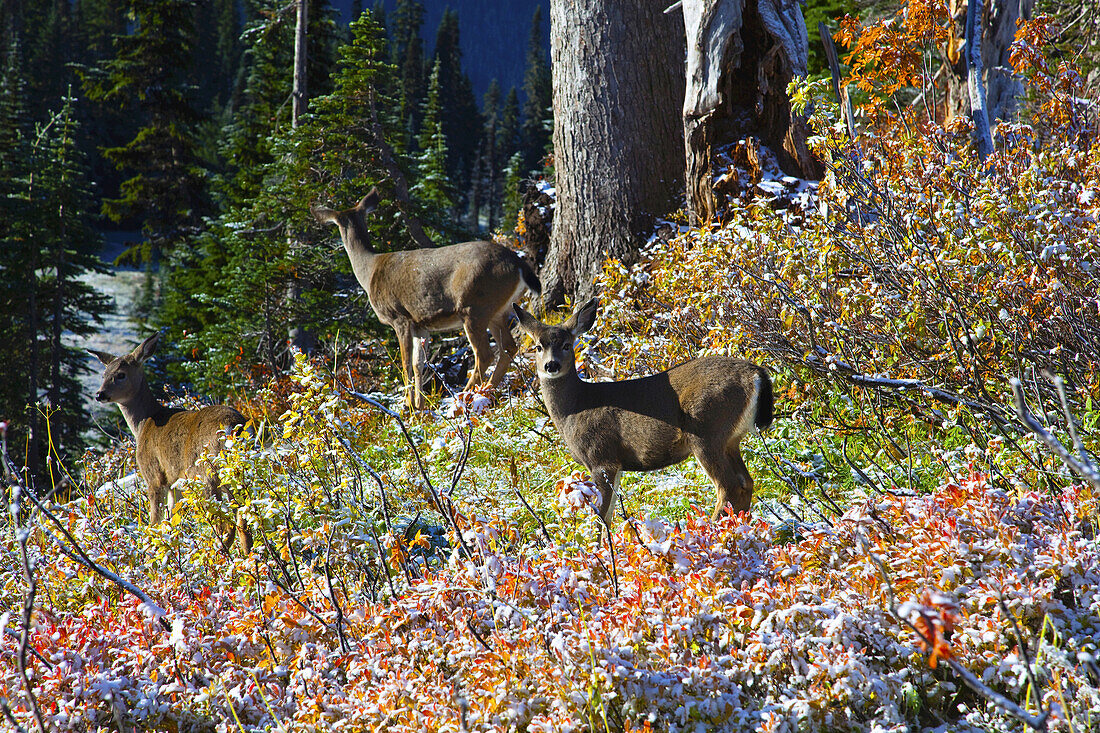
[312,188,542,409]
[90,334,252,554]
[514,299,774,535]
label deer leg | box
[487,317,518,389]
[724,441,754,513]
[393,323,418,408]
[695,439,752,520]
[412,334,429,408]
[145,470,168,525]
[592,468,622,542]
[462,320,494,390]
[236,509,253,555]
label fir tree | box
[431,8,481,213]
[390,0,427,150]
[0,32,39,474]
[81,0,211,264]
[413,58,455,215]
[158,9,430,389]
[27,93,112,480]
[520,5,551,175]
[476,79,502,231]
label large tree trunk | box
[542,0,686,308]
[943,0,1034,123]
[681,0,820,224]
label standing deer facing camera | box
[90,334,252,554]
[312,188,542,408]
[514,299,774,533]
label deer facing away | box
[514,299,774,531]
[91,334,252,554]
[312,188,542,409]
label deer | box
[90,333,252,554]
[513,299,774,535]
[311,188,542,409]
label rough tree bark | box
[681,0,821,224]
[943,0,1035,123]
[542,0,686,308]
[288,0,317,354]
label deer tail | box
[755,369,774,430]
[517,258,542,296]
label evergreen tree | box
[501,150,526,233]
[0,60,110,481]
[499,86,521,167]
[476,79,502,231]
[520,5,551,175]
[0,33,39,474]
[158,9,431,389]
[390,0,427,151]
[81,0,210,264]
[413,58,455,215]
[27,93,112,480]
[431,8,481,213]
[158,0,344,384]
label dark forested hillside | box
[334,0,549,98]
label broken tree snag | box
[942,0,1035,124]
[681,0,822,224]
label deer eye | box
[535,343,543,352]
[114,373,126,381]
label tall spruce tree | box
[431,8,480,216]
[27,93,112,481]
[520,6,551,176]
[157,9,434,389]
[81,0,210,265]
[390,0,427,152]
[0,33,39,475]
[475,79,502,231]
[158,0,343,385]
[413,58,455,216]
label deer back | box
[135,404,247,487]
[366,241,529,327]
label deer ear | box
[359,187,380,214]
[131,333,160,363]
[311,204,338,225]
[88,349,118,366]
[564,298,598,336]
[512,303,541,336]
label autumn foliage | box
[3,5,1100,733]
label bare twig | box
[1011,378,1100,489]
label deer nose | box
[544,360,560,374]
[95,390,108,402]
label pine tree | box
[81,0,210,264]
[27,92,112,481]
[413,58,455,215]
[0,32,39,475]
[431,8,481,214]
[499,86,521,167]
[158,9,432,389]
[390,0,427,150]
[477,79,502,231]
[520,6,551,175]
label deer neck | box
[342,224,381,283]
[539,367,587,422]
[117,381,161,439]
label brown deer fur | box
[91,334,251,554]
[514,299,773,532]
[312,188,541,408]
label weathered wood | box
[943,0,1034,123]
[966,0,996,161]
[680,0,820,224]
